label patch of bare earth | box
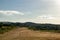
[0,27,60,40]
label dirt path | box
[1,27,60,40]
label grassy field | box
[0,27,60,40]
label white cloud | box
[37,15,55,20]
[0,10,24,15]
[0,10,25,22]
[24,15,60,24]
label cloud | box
[0,10,25,21]
[24,15,60,24]
[0,10,24,15]
[36,15,55,20]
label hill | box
[0,22,60,34]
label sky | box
[0,0,60,24]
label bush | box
[0,26,16,34]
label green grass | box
[0,26,16,34]
[27,27,60,33]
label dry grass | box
[0,27,60,40]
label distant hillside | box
[0,22,60,34]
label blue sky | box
[0,0,43,11]
[0,0,60,24]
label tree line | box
[0,22,60,30]
[0,22,60,33]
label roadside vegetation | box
[0,26,16,34]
